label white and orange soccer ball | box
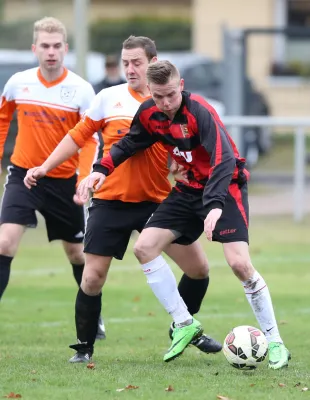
[223,325,268,370]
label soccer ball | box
[223,325,268,370]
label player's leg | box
[68,199,137,362]
[69,252,112,363]
[214,182,290,370]
[62,241,84,286]
[164,241,222,353]
[40,175,106,341]
[41,175,86,286]
[0,165,40,300]
[134,189,206,361]
[0,224,25,299]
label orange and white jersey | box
[69,83,171,203]
[0,67,98,179]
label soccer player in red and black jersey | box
[77,60,291,369]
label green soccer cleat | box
[163,318,203,363]
[268,342,291,370]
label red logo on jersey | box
[180,124,189,137]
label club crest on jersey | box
[60,87,76,103]
[180,124,190,137]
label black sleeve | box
[197,106,236,213]
[93,108,157,175]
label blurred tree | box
[90,17,191,53]
[0,0,3,21]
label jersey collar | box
[37,67,68,88]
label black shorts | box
[0,164,85,243]
[84,199,159,259]
[145,182,249,245]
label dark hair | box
[122,35,157,61]
[146,60,180,85]
[105,54,119,68]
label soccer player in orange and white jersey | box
[24,36,222,362]
[0,17,100,325]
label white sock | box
[141,255,192,325]
[242,270,282,343]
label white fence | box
[222,116,309,222]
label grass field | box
[0,213,309,400]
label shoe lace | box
[269,342,281,359]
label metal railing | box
[222,116,309,222]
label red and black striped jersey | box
[93,91,250,213]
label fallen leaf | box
[250,384,256,387]
[294,383,301,387]
[87,363,95,369]
[217,396,231,400]
[279,320,288,325]
[132,296,140,302]
[31,379,36,382]
[278,383,286,387]
[165,385,174,392]
[147,312,155,316]
[301,388,309,392]
[3,393,22,399]
[125,385,139,390]
[31,370,36,374]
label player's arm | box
[197,105,236,241]
[92,108,156,176]
[77,109,157,202]
[198,106,236,212]
[24,88,103,188]
[0,78,17,174]
[23,115,101,188]
[76,83,99,183]
[77,134,99,184]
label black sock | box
[75,287,102,352]
[0,255,13,300]
[178,274,210,315]
[71,263,84,286]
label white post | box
[73,0,89,80]
[293,127,306,222]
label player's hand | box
[170,160,188,184]
[24,166,48,189]
[76,172,106,204]
[204,208,222,241]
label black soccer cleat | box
[69,342,93,363]
[168,323,222,354]
[69,351,92,363]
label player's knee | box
[82,268,105,294]
[133,240,158,263]
[228,257,254,281]
[192,259,209,279]
[63,242,84,264]
[0,235,18,256]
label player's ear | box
[180,78,184,91]
[150,56,157,64]
[31,44,36,54]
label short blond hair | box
[33,17,67,43]
[147,60,180,85]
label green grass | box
[0,214,309,400]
